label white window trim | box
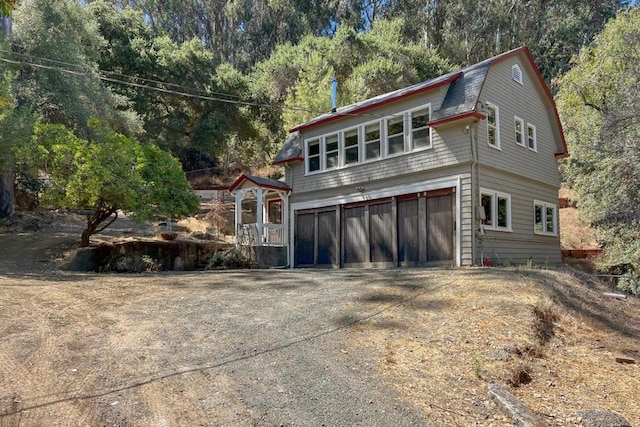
[362,119,382,164]
[323,133,339,171]
[305,138,321,175]
[385,113,407,158]
[409,105,433,151]
[480,188,512,232]
[342,126,360,167]
[512,64,523,85]
[486,102,500,150]
[526,123,537,152]
[533,200,558,236]
[514,116,525,147]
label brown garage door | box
[294,208,338,267]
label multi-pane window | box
[307,139,320,173]
[480,189,511,231]
[344,128,359,165]
[487,103,499,148]
[527,124,537,151]
[514,117,524,146]
[534,201,557,235]
[364,122,381,160]
[411,108,431,149]
[325,133,338,169]
[387,116,405,155]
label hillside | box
[0,212,638,426]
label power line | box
[0,53,391,120]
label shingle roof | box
[228,174,291,193]
[273,46,567,164]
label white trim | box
[291,175,463,267]
[512,64,523,85]
[527,123,537,152]
[514,116,525,147]
[305,137,321,175]
[479,188,512,232]
[486,102,500,150]
[409,104,433,151]
[533,200,558,236]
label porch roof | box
[229,174,291,193]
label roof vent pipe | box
[331,77,337,113]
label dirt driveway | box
[0,267,458,426]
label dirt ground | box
[1,212,639,426]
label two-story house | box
[230,46,567,268]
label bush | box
[207,248,253,269]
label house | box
[230,46,567,268]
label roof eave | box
[272,156,304,166]
[429,111,485,128]
[289,71,463,134]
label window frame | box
[342,126,360,166]
[385,114,406,157]
[305,138,321,174]
[480,188,512,232]
[514,116,525,147]
[323,133,339,170]
[533,200,557,236]
[526,123,537,152]
[409,105,432,150]
[486,102,500,150]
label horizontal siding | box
[476,55,562,187]
[459,174,473,266]
[477,167,561,265]
[290,125,471,196]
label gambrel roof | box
[273,46,567,166]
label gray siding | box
[477,166,561,265]
[477,57,562,187]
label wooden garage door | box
[426,191,454,262]
[398,198,420,264]
[343,205,366,264]
[294,208,338,267]
[369,201,394,263]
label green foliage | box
[557,7,640,275]
[34,121,198,246]
[207,248,252,270]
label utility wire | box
[0,52,391,120]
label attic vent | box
[512,64,523,85]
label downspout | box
[284,163,293,269]
[469,123,480,266]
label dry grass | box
[348,268,640,426]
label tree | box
[33,121,199,247]
[557,7,640,275]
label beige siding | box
[477,166,561,265]
[476,56,562,187]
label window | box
[534,201,557,235]
[386,115,405,155]
[344,128,359,165]
[411,107,431,149]
[364,122,381,160]
[307,139,320,173]
[480,189,511,231]
[512,64,523,85]
[325,133,338,169]
[527,124,537,151]
[514,117,524,146]
[486,103,500,149]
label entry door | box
[426,191,454,262]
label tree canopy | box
[557,7,640,274]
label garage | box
[294,187,456,268]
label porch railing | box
[238,223,285,247]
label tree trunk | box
[0,170,14,218]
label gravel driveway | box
[1,268,439,426]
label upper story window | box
[364,122,381,160]
[514,117,524,146]
[534,201,557,235]
[527,124,537,151]
[325,133,339,169]
[344,128,359,165]
[386,115,405,155]
[411,107,431,149]
[486,102,500,149]
[302,104,433,175]
[512,64,523,85]
[307,138,320,173]
[481,189,511,231]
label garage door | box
[294,208,338,267]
